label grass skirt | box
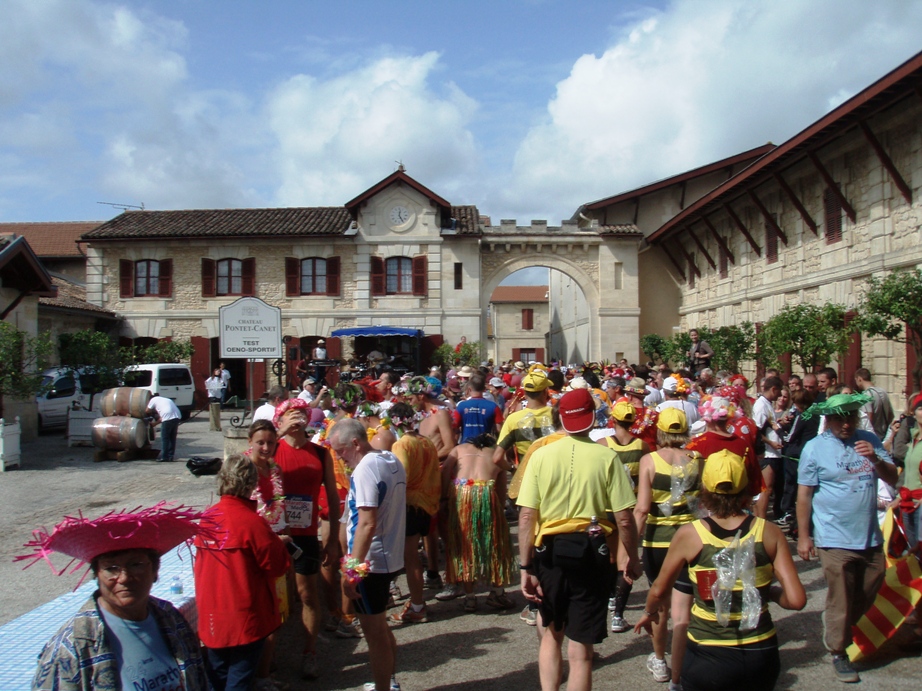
[445,479,515,587]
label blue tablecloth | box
[0,545,197,691]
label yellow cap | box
[656,407,687,434]
[612,400,636,423]
[702,449,748,494]
[522,371,550,392]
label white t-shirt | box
[752,395,780,458]
[656,399,700,426]
[344,450,406,574]
[147,396,181,422]
[644,386,664,407]
[252,402,276,422]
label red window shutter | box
[119,260,134,298]
[370,256,385,296]
[242,257,256,296]
[512,348,521,361]
[201,258,216,297]
[536,348,545,363]
[285,257,299,296]
[326,256,340,296]
[157,259,173,297]
[412,255,428,296]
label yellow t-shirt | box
[516,435,636,543]
[497,405,553,460]
[392,433,441,516]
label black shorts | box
[682,637,780,691]
[643,545,693,595]
[406,505,433,537]
[353,572,395,616]
[291,535,321,576]
[534,534,613,645]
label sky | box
[2,0,921,248]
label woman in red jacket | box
[195,454,292,691]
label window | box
[386,257,412,294]
[519,349,536,363]
[217,259,242,295]
[302,258,326,294]
[719,241,729,279]
[119,259,172,298]
[285,257,340,296]
[202,258,255,297]
[766,216,778,264]
[522,308,534,330]
[688,252,695,289]
[454,262,463,290]
[370,255,427,296]
[824,187,843,244]
[613,262,623,290]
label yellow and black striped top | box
[642,451,700,548]
[687,516,776,647]
[605,436,646,491]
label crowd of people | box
[21,349,922,691]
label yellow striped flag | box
[847,509,922,662]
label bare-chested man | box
[439,434,516,610]
[406,376,457,589]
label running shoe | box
[389,580,408,602]
[608,597,617,611]
[520,605,537,626]
[389,601,428,624]
[832,654,860,683]
[335,618,363,638]
[435,584,465,601]
[646,653,669,683]
[775,513,794,527]
[485,591,516,610]
[610,615,629,633]
[463,595,478,612]
[363,680,401,691]
[301,652,319,680]
[424,573,444,589]
[668,682,683,691]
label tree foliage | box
[708,322,757,373]
[58,331,128,393]
[855,268,922,390]
[0,323,53,418]
[640,334,668,365]
[433,341,484,368]
[757,303,851,374]
[128,339,195,365]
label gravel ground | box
[1,414,919,689]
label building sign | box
[218,297,282,359]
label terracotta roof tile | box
[490,285,549,303]
[450,205,482,235]
[0,222,100,256]
[82,207,354,240]
[39,277,115,315]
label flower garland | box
[341,554,371,583]
[245,449,286,530]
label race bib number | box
[286,494,313,529]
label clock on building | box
[389,205,411,227]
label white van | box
[122,364,195,418]
[36,368,91,430]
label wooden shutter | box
[536,347,545,363]
[242,257,256,296]
[326,256,340,296]
[157,259,173,297]
[285,257,299,296]
[370,256,385,296]
[512,348,521,362]
[824,187,843,243]
[412,255,428,296]
[119,260,134,298]
[190,336,211,410]
[201,258,216,297]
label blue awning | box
[330,327,423,338]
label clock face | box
[389,205,411,226]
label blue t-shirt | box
[456,397,501,443]
[798,429,893,550]
[99,607,184,691]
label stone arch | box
[481,253,601,362]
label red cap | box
[559,389,595,434]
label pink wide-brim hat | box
[17,502,203,583]
[273,396,311,427]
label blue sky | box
[2,0,920,249]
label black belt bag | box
[549,533,605,570]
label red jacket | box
[194,495,291,648]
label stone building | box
[488,285,548,364]
[627,51,922,401]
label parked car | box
[122,364,195,419]
[36,368,90,431]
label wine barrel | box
[99,387,152,419]
[92,416,149,450]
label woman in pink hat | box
[21,503,210,691]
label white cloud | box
[499,0,922,222]
[267,52,479,205]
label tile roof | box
[490,285,549,303]
[449,205,482,235]
[0,222,99,256]
[39,277,115,316]
[82,207,354,240]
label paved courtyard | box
[1,412,919,689]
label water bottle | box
[170,576,183,596]
[588,515,603,538]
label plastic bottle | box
[170,576,183,596]
[588,515,603,537]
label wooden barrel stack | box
[92,387,155,462]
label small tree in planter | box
[58,330,130,396]
[0,322,54,419]
[433,341,484,369]
[757,303,851,374]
